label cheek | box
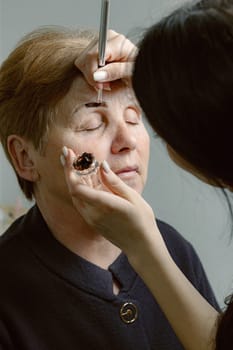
[69,138,107,161]
[137,129,150,165]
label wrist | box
[127,226,171,274]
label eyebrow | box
[84,102,107,108]
[72,101,107,115]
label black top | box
[0,205,219,350]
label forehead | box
[58,75,136,115]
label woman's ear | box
[7,135,40,182]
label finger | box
[61,148,138,209]
[63,156,128,209]
[75,37,99,86]
[105,31,138,62]
[62,148,84,191]
[93,62,133,83]
[75,37,99,65]
[98,161,140,203]
[62,147,101,190]
[75,30,137,86]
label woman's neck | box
[37,198,121,270]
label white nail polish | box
[93,70,108,82]
[102,160,110,173]
[62,146,68,157]
[60,154,66,167]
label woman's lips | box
[115,166,139,178]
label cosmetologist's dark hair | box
[133,0,233,189]
[132,0,233,348]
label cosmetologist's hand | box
[61,146,159,261]
[75,30,137,90]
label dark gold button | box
[120,302,138,324]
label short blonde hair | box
[0,26,97,199]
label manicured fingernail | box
[102,160,110,173]
[93,70,108,82]
[60,154,66,167]
[62,146,68,157]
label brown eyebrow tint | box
[85,102,106,108]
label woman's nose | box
[111,123,137,154]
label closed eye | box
[75,120,104,132]
[85,123,103,131]
[126,119,140,125]
[125,107,141,125]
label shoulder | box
[156,219,194,256]
[0,205,37,261]
[0,217,24,254]
[156,219,203,276]
[156,219,219,310]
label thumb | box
[93,62,133,83]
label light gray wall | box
[0,1,2,61]
[1,0,233,307]
[0,0,2,205]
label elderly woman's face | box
[34,76,150,203]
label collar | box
[21,205,137,301]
